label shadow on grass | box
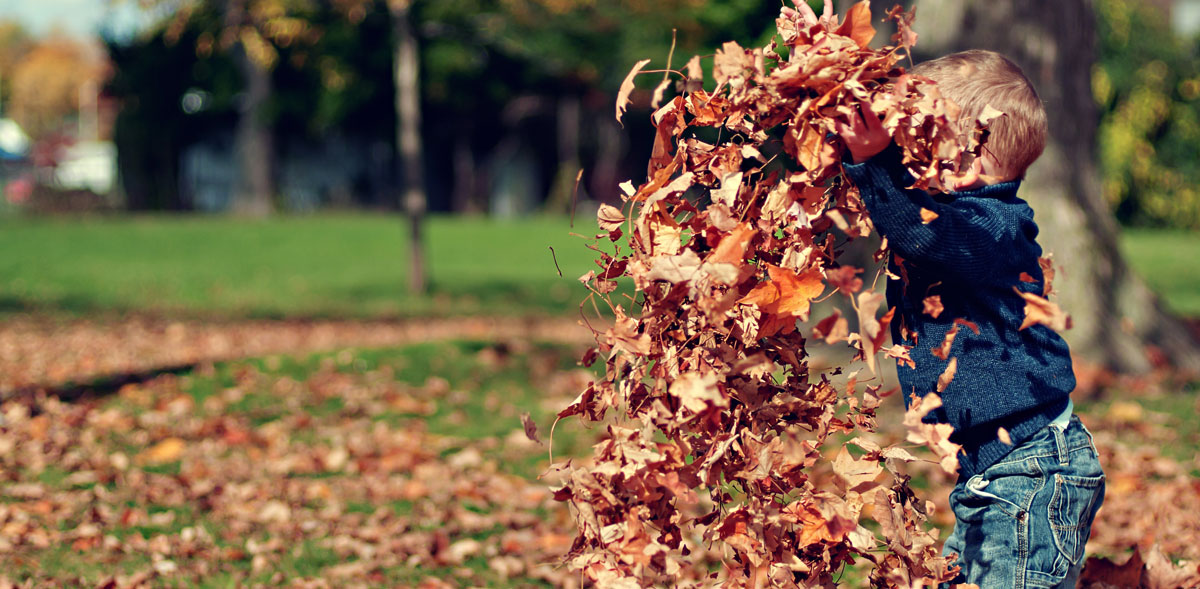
[5,363,199,405]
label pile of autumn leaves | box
[555,3,1008,587]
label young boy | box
[837,50,1106,587]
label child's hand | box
[781,0,833,29]
[834,100,891,164]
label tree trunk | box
[225,0,274,217]
[923,0,1200,373]
[452,134,482,214]
[391,0,427,294]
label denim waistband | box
[997,414,1094,464]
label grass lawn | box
[0,213,1193,320]
[0,214,614,319]
[1120,228,1200,316]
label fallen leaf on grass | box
[139,437,185,465]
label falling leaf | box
[833,446,882,490]
[520,412,542,444]
[919,208,939,224]
[936,357,957,392]
[825,266,863,296]
[836,1,876,48]
[932,323,958,360]
[1038,255,1057,297]
[813,311,849,344]
[1014,288,1073,332]
[978,104,1006,126]
[597,204,625,232]
[997,427,1012,445]
[854,290,893,375]
[922,295,943,318]
[615,59,651,124]
[707,223,756,265]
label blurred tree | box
[389,0,427,293]
[107,5,238,210]
[8,37,107,139]
[1094,0,1200,228]
[923,0,1200,374]
[0,20,33,114]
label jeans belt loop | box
[1052,422,1069,466]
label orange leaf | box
[140,437,185,465]
[919,208,939,224]
[836,0,876,48]
[932,323,958,360]
[936,357,957,392]
[922,295,943,318]
[1014,288,1072,332]
[769,265,825,318]
[708,223,756,265]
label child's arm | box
[836,107,1039,281]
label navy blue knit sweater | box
[842,146,1074,479]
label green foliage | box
[1096,0,1200,228]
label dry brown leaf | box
[597,203,625,232]
[1014,288,1072,332]
[615,59,651,124]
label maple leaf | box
[813,310,849,344]
[1014,288,1073,332]
[903,393,962,475]
[922,295,943,318]
[739,265,825,331]
[884,344,915,369]
[615,59,651,125]
[833,446,882,491]
[669,371,727,415]
[825,265,863,295]
[707,223,756,265]
[836,1,876,48]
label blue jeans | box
[942,415,1105,588]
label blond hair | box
[913,50,1048,180]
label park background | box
[0,0,1198,586]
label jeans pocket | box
[1048,472,1105,566]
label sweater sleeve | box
[841,146,1040,281]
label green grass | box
[0,213,1191,320]
[0,214,614,318]
[1120,228,1200,316]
